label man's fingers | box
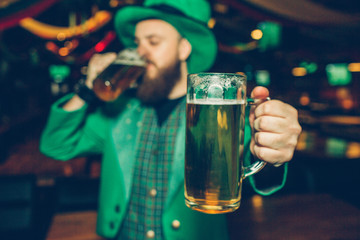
[86,52,117,87]
[254,132,299,150]
[252,144,294,165]
[254,100,298,119]
[253,116,287,133]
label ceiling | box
[0,0,359,69]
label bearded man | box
[40,0,301,239]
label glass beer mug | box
[185,72,266,214]
[92,48,146,102]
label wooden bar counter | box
[46,194,360,240]
[227,194,360,240]
[46,211,104,240]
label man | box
[40,0,301,239]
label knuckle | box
[255,133,262,145]
[278,148,294,162]
[258,117,267,131]
[287,136,298,148]
[262,102,271,115]
[289,122,302,135]
[296,124,302,135]
[292,107,299,117]
[273,99,282,105]
[285,149,294,161]
[257,147,266,160]
[254,133,260,144]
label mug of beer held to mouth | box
[92,48,146,102]
[185,72,267,214]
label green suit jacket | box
[40,92,286,239]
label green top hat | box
[114,0,217,74]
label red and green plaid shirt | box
[118,98,185,240]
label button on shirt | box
[118,97,185,239]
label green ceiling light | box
[326,63,352,86]
[300,61,318,74]
[326,138,347,158]
[255,70,270,86]
[257,21,281,52]
[49,65,71,83]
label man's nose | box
[136,44,148,59]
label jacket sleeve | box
[39,94,109,161]
[243,106,288,196]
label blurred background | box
[0,0,360,239]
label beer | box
[92,64,144,102]
[185,72,266,214]
[92,48,145,102]
[185,100,246,214]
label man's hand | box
[85,52,117,88]
[249,86,302,166]
[62,52,117,111]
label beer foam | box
[187,99,245,105]
[114,48,145,66]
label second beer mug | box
[185,72,266,214]
[92,48,146,102]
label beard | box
[136,59,181,105]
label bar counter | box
[227,193,360,240]
[46,193,360,240]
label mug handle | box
[242,97,271,178]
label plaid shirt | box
[118,100,185,240]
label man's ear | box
[179,38,192,61]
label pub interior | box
[1,0,360,239]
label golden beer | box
[92,48,145,102]
[185,100,246,214]
[93,64,144,102]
